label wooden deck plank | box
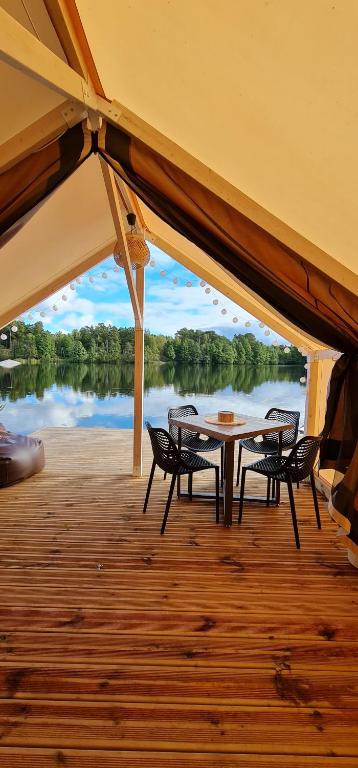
[1,748,358,767]
[0,427,356,764]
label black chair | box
[236,407,300,487]
[168,405,224,485]
[143,422,220,534]
[238,436,322,549]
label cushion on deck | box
[0,429,45,487]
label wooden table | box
[169,413,293,526]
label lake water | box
[0,363,307,434]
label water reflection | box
[0,362,306,434]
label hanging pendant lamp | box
[114,213,150,269]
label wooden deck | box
[0,427,357,766]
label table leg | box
[276,430,283,505]
[223,442,235,526]
[177,427,181,498]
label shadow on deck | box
[0,427,357,767]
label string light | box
[101,272,108,279]
[160,270,167,277]
[89,276,95,283]
[259,322,265,328]
[233,317,238,323]
[11,325,18,333]
[62,295,68,302]
[300,377,306,384]
[213,299,219,305]
[76,277,81,284]
[221,308,227,315]
[40,311,46,317]
[245,321,251,328]
[52,305,58,312]
[70,283,75,290]
[205,287,211,294]
[150,260,156,267]
[200,280,206,287]
[264,329,270,336]
[186,281,193,287]
[1,333,7,340]
[284,346,290,353]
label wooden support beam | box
[146,229,321,351]
[0,100,84,173]
[133,267,145,476]
[97,96,358,295]
[0,6,96,107]
[100,159,142,329]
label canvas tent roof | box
[0,0,357,345]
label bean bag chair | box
[0,424,45,487]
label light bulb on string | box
[89,276,95,284]
[200,280,206,287]
[40,311,46,317]
[62,295,68,302]
[186,280,193,287]
[284,346,290,354]
[213,299,219,305]
[76,277,81,284]
[205,287,211,294]
[264,329,270,336]
[233,317,239,323]
[150,260,156,267]
[113,266,119,273]
[304,363,309,369]
[272,339,279,347]
[221,308,227,315]
[52,305,58,312]
[70,283,75,290]
[300,377,306,384]
[245,321,251,328]
[259,322,265,328]
[11,325,18,333]
[1,333,7,341]
[101,272,108,279]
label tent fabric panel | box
[76,0,358,272]
[321,355,358,558]
[0,121,92,246]
[100,122,358,355]
[0,154,116,328]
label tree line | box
[0,322,305,366]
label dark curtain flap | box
[0,121,92,247]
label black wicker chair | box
[236,407,300,487]
[144,422,220,534]
[168,405,224,485]
[238,435,322,549]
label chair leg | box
[271,478,276,499]
[164,472,167,480]
[188,472,193,501]
[286,474,300,549]
[266,477,271,507]
[215,466,220,523]
[236,443,242,486]
[220,445,224,488]
[161,473,177,535]
[143,460,156,513]
[310,471,321,530]
[238,467,247,523]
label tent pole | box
[133,267,144,477]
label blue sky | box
[23,243,289,344]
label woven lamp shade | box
[114,233,150,269]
